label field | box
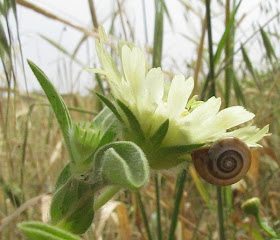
[0,0,280,239]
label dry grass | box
[1,0,280,239]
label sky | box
[10,0,280,94]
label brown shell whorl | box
[191,137,251,186]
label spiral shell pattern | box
[191,137,251,186]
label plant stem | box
[93,186,120,211]
[155,174,162,240]
[136,192,154,240]
[152,0,164,68]
[217,186,226,240]
[87,0,99,29]
[205,1,226,239]
[205,0,215,98]
[256,214,278,238]
[168,169,186,240]
[152,0,164,239]
[141,0,149,43]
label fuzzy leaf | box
[18,221,82,240]
[94,141,149,190]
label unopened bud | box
[241,197,260,217]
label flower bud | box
[241,197,261,217]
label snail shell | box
[191,137,251,186]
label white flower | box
[92,29,269,169]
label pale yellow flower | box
[92,30,269,169]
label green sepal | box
[18,221,82,240]
[149,119,169,146]
[117,100,146,143]
[69,122,101,174]
[50,178,94,234]
[93,141,149,190]
[160,143,204,155]
[95,93,123,123]
[93,107,121,148]
[70,107,121,175]
[27,60,73,160]
[149,143,204,170]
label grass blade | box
[39,34,84,66]
[232,72,246,106]
[201,1,241,99]
[241,45,262,90]
[189,166,212,210]
[152,0,164,68]
[213,1,241,66]
[260,27,277,62]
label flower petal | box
[183,96,221,125]
[95,40,121,83]
[121,45,146,101]
[207,106,255,132]
[219,124,270,147]
[144,68,164,105]
[245,124,270,144]
[167,74,194,118]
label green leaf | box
[18,221,82,240]
[50,178,94,234]
[27,60,73,159]
[149,119,169,146]
[117,100,146,143]
[95,93,123,123]
[94,141,149,190]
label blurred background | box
[1,0,280,239]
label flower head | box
[93,28,269,170]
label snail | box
[191,137,251,186]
